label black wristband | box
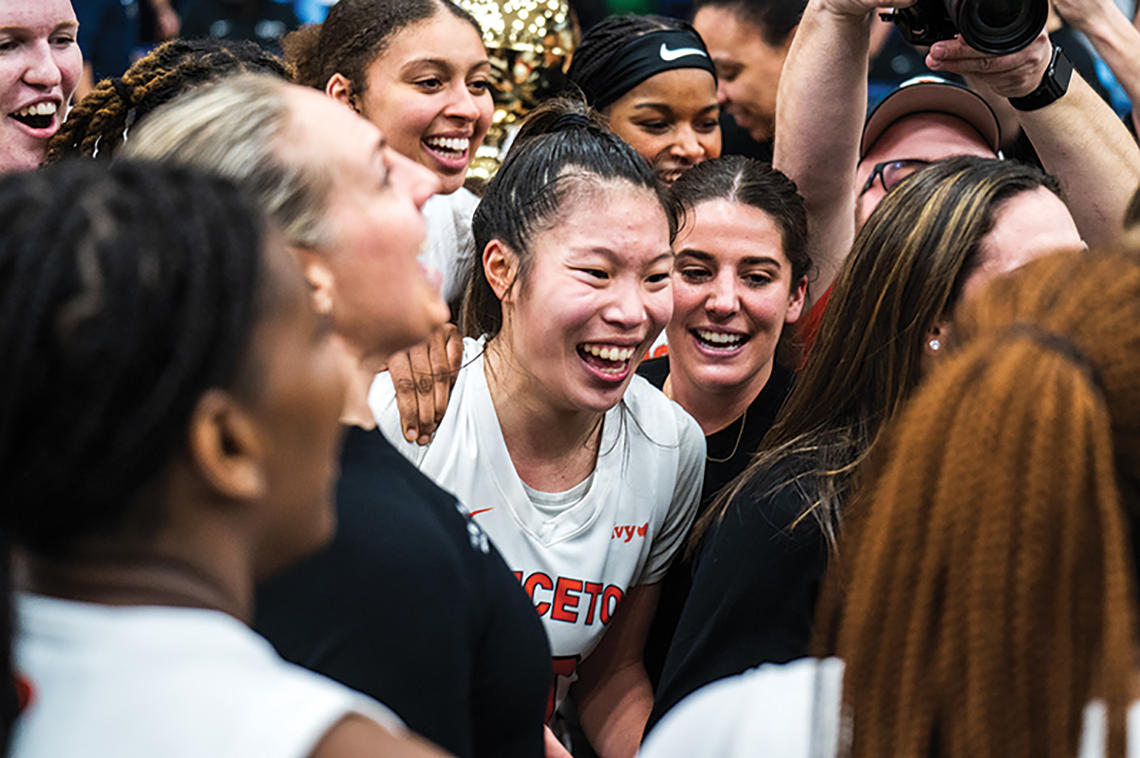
[1009,44,1073,112]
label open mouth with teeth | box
[691,328,749,353]
[577,343,637,380]
[422,136,470,165]
[10,102,57,131]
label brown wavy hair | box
[815,246,1140,757]
[691,156,1064,553]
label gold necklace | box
[706,406,748,463]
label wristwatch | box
[1009,44,1073,112]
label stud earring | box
[928,338,941,353]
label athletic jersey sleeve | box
[640,403,705,585]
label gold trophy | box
[458,0,576,183]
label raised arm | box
[773,0,914,304]
[1053,0,1140,134]
[929,31,1140,242]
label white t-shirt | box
[641,657,1140,758]
[370,338,705,707]
[420,187,480,306]
[11,594,402,758]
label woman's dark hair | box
[0,160,272,555]
[693,0,806,46]
[462,97,679,340]
[669,156,811,367]
[45,39,288,163]
[694,156,1064,552]
[285,0,481,95]
[566,14,705,110]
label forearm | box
[1018,71,1140,241]
[1079,8,1140,111]
[773,2,872,300]
[575,662,653,758]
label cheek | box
[646,288,674,331]
[59,49,82,96]
[671,281,707,321]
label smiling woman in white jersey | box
[370,99,705,758]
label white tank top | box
[11,594,402,758]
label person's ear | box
[185,389,267,502]
[293,246,336,317]
[925,321,950,357]
[483,240,518,303]
[784,275,808,324]
[325,73,358,113]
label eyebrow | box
[402,57,492,73]
[677,249,783,267]
[633,102,718,114]
[574,247,674,267]
[0,21,79,34]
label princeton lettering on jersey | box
[513,571,624,625]
[611,521,649,542]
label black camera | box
[887,0,1048,55]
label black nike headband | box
[575,29,718,111]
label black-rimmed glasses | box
[859,159,932,196]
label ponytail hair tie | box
[552,111,592,132]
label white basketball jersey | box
[370,338,704,711]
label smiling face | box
[605,67,721,185]
[353,12,493,194]
[666,198,806,396]
[0,0,82,173]
[692,6,789,143]
[495,180,674,414]
[284,87,449,363]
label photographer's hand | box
[816,0,914,19]
[928,28,1140,244]
[926,30,1052,98]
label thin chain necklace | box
[706,406,748,463]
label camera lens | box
[951,0,1047,55]
[976,0,1021,29]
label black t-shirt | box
[644,453,828,734]
[255,426,550,758]
[635,357,795,687]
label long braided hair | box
[45,38,288,163]
[816,247,1140,757]
[0,160,269,555]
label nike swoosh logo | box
[469,507,494,517]
[659,43,708,62]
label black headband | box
[578,29,717,111]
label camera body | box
[888,0,1048,56]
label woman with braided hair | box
[44,37,287,162]
[642,245,1140,757]
[567,14,720,186]
[1,160,444,758]
[0,0,81,172]
[646,155,1086,734]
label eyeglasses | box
[859,159,932,196]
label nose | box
[705,271,738,317]
[23,41,63,89]
[715,81,729,106]
[600,277,651,331]
[671,125,705,163]
[444,82,483,123]
[387,147,440,208]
